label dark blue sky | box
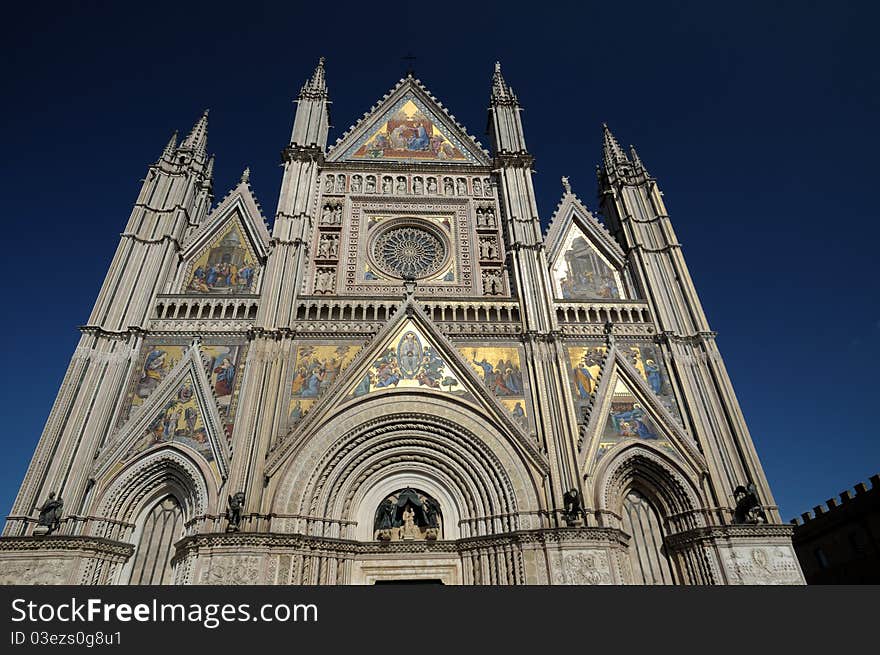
[1,1,877,522]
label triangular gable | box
[327,77,491,166]
[578,346,704,476]
[265,301,548,476]
[177,179,270,294]
[545,184,628,301]
[94,343,230,482]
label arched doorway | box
[128,495,184,584]
[621,489,676,585]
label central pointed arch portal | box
[270,391,545,584]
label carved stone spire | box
[240,166,250,184]
[490,61,518,105]
[602,123,629,172]
[290,57,331,149]
[629,144,649,176]
[180,109,209,153]
[161,130,178,159]
[299,56,328,100]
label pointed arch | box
[90,447,213,585]
[269,393,545,541]
[592,442,706,533]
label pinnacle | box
[602,123,629,170]
[491,61,514,103]
[299,56,328,99]
[240,166,250,184]
[181,109,209,153]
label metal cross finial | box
[402,53,417,77]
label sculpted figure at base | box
[226,492,246,532]
[34,492,63,535]
[562,489,586,527]
[733,483,768,524]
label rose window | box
[372,224,447,279]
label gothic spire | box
[180,109,209,153]
[629,144,649,176]
[161,130,178,159]
[602,123,629,172]
[490,61,518,105]
[204,154,215,179]
[299,57,328,100]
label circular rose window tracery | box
[371,223,447,279]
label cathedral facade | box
[0,61,804,585]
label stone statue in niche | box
[373,488,442,542]
[324,175,334,194]
[483,206,496,227]
[413,177,424,194]
[34,492,63,535]
[335,174,346,193]
[396,177,407,193]
[366,176,376,193]
[562,488,587,527]
[226,492,245,532]
[473,178,483,196]
[315,268,336,294]
[427,177,437,194]
[733,483,768,524]
[479,237,499,260]
[382,177,392,193]
[351,175,362,193]
[483,178,492,196]
[320,204,333,224]
[482,269,503,295]
[332,204,342,224]
[317,234,338,259]
[456,178,467,195]
[443,178,454,195]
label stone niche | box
[373,488,443,542]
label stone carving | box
[317,234,339,259]
[366,175,376,193]
[335,174,345,193]
[34,493,63,535]
[553,551,612,585]
[723,546,802,585]
[226,492,245,532]
[201,556,260,585]
[473,178,483,196]
[476,206,497,228]
[562,488,586,527]
[478,236,499,260]
[396,176,407,193]
[482,269,504,295]
[561,175,571,194]
[413,176,424,194]
[427,177,437,194]
[443,177,454,195]
[483,178,492,196]
[324,175,334,193]
[456,178,467,195]
[382,176,392,194]
[320,203,342,225]
[733,483,767,524]
[0,560,67,585]
[372,225,446,279]
[351,175,362,193]
[373,488,442,542]
[315,268,336,294]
